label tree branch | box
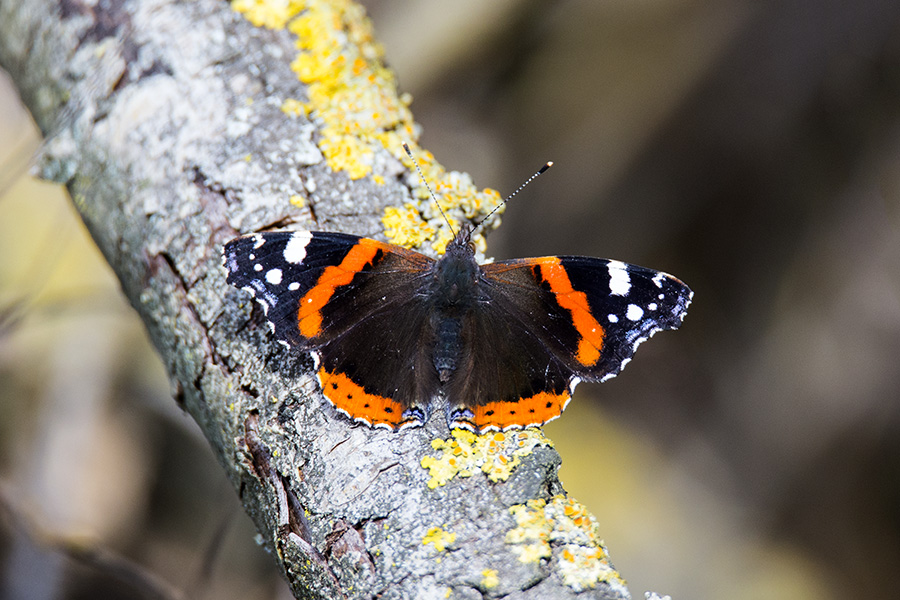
[0,0,631,598]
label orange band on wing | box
[534,259,604,366]
[298,239,383,338]
[317,367,409,429]
[466,391,571,432]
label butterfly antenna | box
[471,160,553,234]
[403,142,457,238]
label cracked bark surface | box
[0,1,631,598]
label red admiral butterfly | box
[223,165,692,433]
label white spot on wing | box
[252,235,265,249]
[266,268,283,285]
[608,314,619,323]
[288,282,300,291]
[607,260,631,296]
[626,304,644,321]
[254,264,263,272]
[284,231,313,264]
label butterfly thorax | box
[432,230,479,308]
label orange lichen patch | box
[420,429,553,489]
[422,526,456,552]
[317,367,407,428]
[468,391,570,431]
[506,496,627,593]
[230,0,503,252]
[297,238,383,336]
[531,258,604,366]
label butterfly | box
[222,214,692,432]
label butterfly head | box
[446,224,476,255]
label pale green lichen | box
[420,429,553,489]
[506,496,627,592]
[231,0,503,253]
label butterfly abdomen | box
[432,314,463,383]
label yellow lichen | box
[420,429,553,489]
[505,496,627,592]
[481,568,499,589]
[281,97,307,117]
[422,526,456,552]
[429,225,457,256]
[382,203,436,249]
[231,0,304,29]
[231,0,504,252]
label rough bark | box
[0,1,631,598]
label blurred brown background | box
[2,0,900,598]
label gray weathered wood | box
[0,1,631,598]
